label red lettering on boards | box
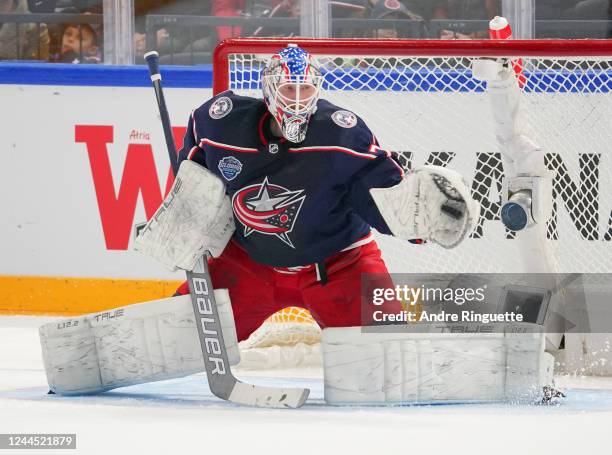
[75,125,186,250]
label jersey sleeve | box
[177,110,207,168]
[348,137,405,235]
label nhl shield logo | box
[331,110,357,128]
[209,96,233,119]
[218,156,243,181]
[269,143,279,154]
[232,177,306,248]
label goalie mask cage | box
[213,38,612,350]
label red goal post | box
[213,38,612,94]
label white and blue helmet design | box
[261,44,323,143]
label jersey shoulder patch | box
[307,99,374,155]
[196,91,263,122]
[209,96,233,119]
[331,109,358,128]
[315,100,360,130]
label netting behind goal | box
[214,39,612,349]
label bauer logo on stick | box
[209,96,233,119]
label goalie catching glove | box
[370,166,480,248]
[135,160,235,271]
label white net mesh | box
[223,46,612,348]
[241,306,320,348]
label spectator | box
[167,0,299,62]
[133,27,171,61]
[54,22,100,63]
[432,0,501,39]
[26,0,57,12]
[536,0,610,38]
[0,0,50,60]
[34,0,101,11]
[133,0,211,61]
[246,0,300,38]
[41,2,103,63]
[368,0,428,38]
[330,0,368,38]
[133,0,301,64]
[46,2,102,63]
[211,1,299,40]
[212,0,244,41]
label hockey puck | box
[501,201,528,231]
[441,202,463,220]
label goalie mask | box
[262,45,323,143]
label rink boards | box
[1,63,611,314]
[0,64,214,314]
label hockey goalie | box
[39,43,555,406]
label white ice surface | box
[2,316,612,455]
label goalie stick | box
[143,51,309,409]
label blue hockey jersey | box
[177,91,404,267]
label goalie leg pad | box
[39,290,239,395]
[322,325,554,405]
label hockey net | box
[213,39,612,363]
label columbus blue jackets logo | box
[218,156,243,181]
[331,110,357,128]
[232,177,306,248]
[209,96,233,119]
